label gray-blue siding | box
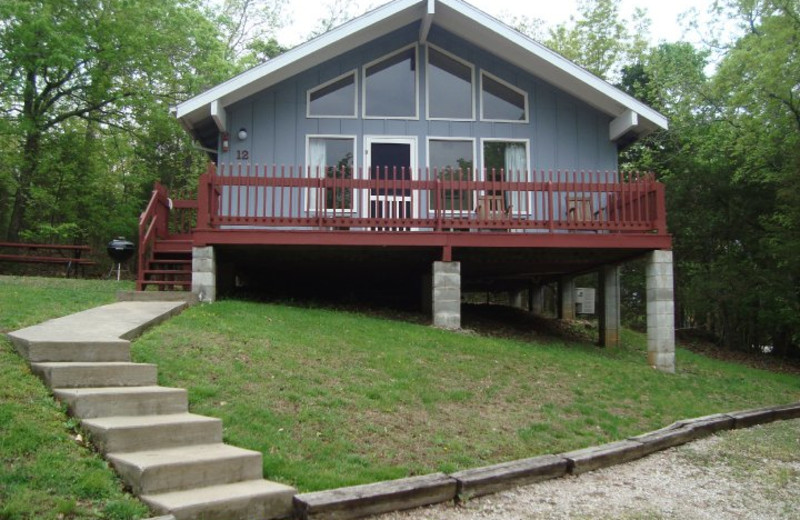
[220,23,619,220]
[224,23,617,171]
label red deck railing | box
[136,183,198,290]
[137,183,169,278]
[192,163,667,234]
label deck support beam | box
[598,265,621,347]
[558,275,576,321]
[192,246,216,302]
[530,284,545,315]
[432,261,460,330]
[646,250,675,372]
[508,289,526,310]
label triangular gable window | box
[481,72,528,123]
[307,71,357,118]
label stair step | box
[167,234,192,241]
[82,413,222,453]
[108,443,263,495]
[141,281,191,290]
[10,339,131,363]
[150,259,192,265]
[54,386,188,419]
[32,362,157,388]
[141,479,296,520]
[117,291,197,303]
[155,243,192,254]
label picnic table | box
[0,242,96,277]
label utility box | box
[575,287,596,315]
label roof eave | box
[435,0,668,131]
[175,0,423,125]
[176,0,668,135]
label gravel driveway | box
[378,419,800,520]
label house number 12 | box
[237,150,249,160]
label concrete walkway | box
[9,301,186,345]
[7,300,295,520]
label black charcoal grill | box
[107,237,135,280]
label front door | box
[365,137,417,227]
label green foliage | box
[543,0,651,81]
[212,0,288,64]
[620,1,800,356]
[18,223,81,244]
[0,0,231,243]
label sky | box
[276,0,717,47]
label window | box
[482,140,530,214]
[307,136,356,212]
[364,46,418,118]
[426,46,474,120]
[481,72,527,122]
[429,139,474,211]
[307,71,357,117]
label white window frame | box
[362,44,420,120]
[426,136,477,216]
[425,44,476,122]
[305,134,358,215]
[480,70,529,123]
[306,70,358,119]
[479,137,532,217]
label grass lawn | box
[129,298,800,492]
[0,276,149,520]
[2,276,799,514]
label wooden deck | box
[137,164,670,290]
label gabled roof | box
[175,0,667,145]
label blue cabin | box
[140,0,676,372]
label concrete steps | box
[54,386,189,419]
[82,413,223,453]
[12,339,132,362]
[31,361,157,388]
[108,443,264,495]
[142,479,295,520]
[8,300,296,519]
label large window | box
[307,136,356,212]
[481,72,528,122]
[364,46,418,118]
[426,46,474,120]
[429,139,474,211]
[307,71,357,118]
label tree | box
[308,0,369,39]
[543,0,651,81]
[0,0,229,241]
[707,0,800,355]
[210,0,289,66]
[620,1,800,357]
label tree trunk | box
[7,130,41,241]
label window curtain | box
[309,139,327,178]
[504,143,526,181]
[309,139,327,211]
[504,143,526,213]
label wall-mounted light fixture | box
[221,132,230,152]
[237,128,248,141]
